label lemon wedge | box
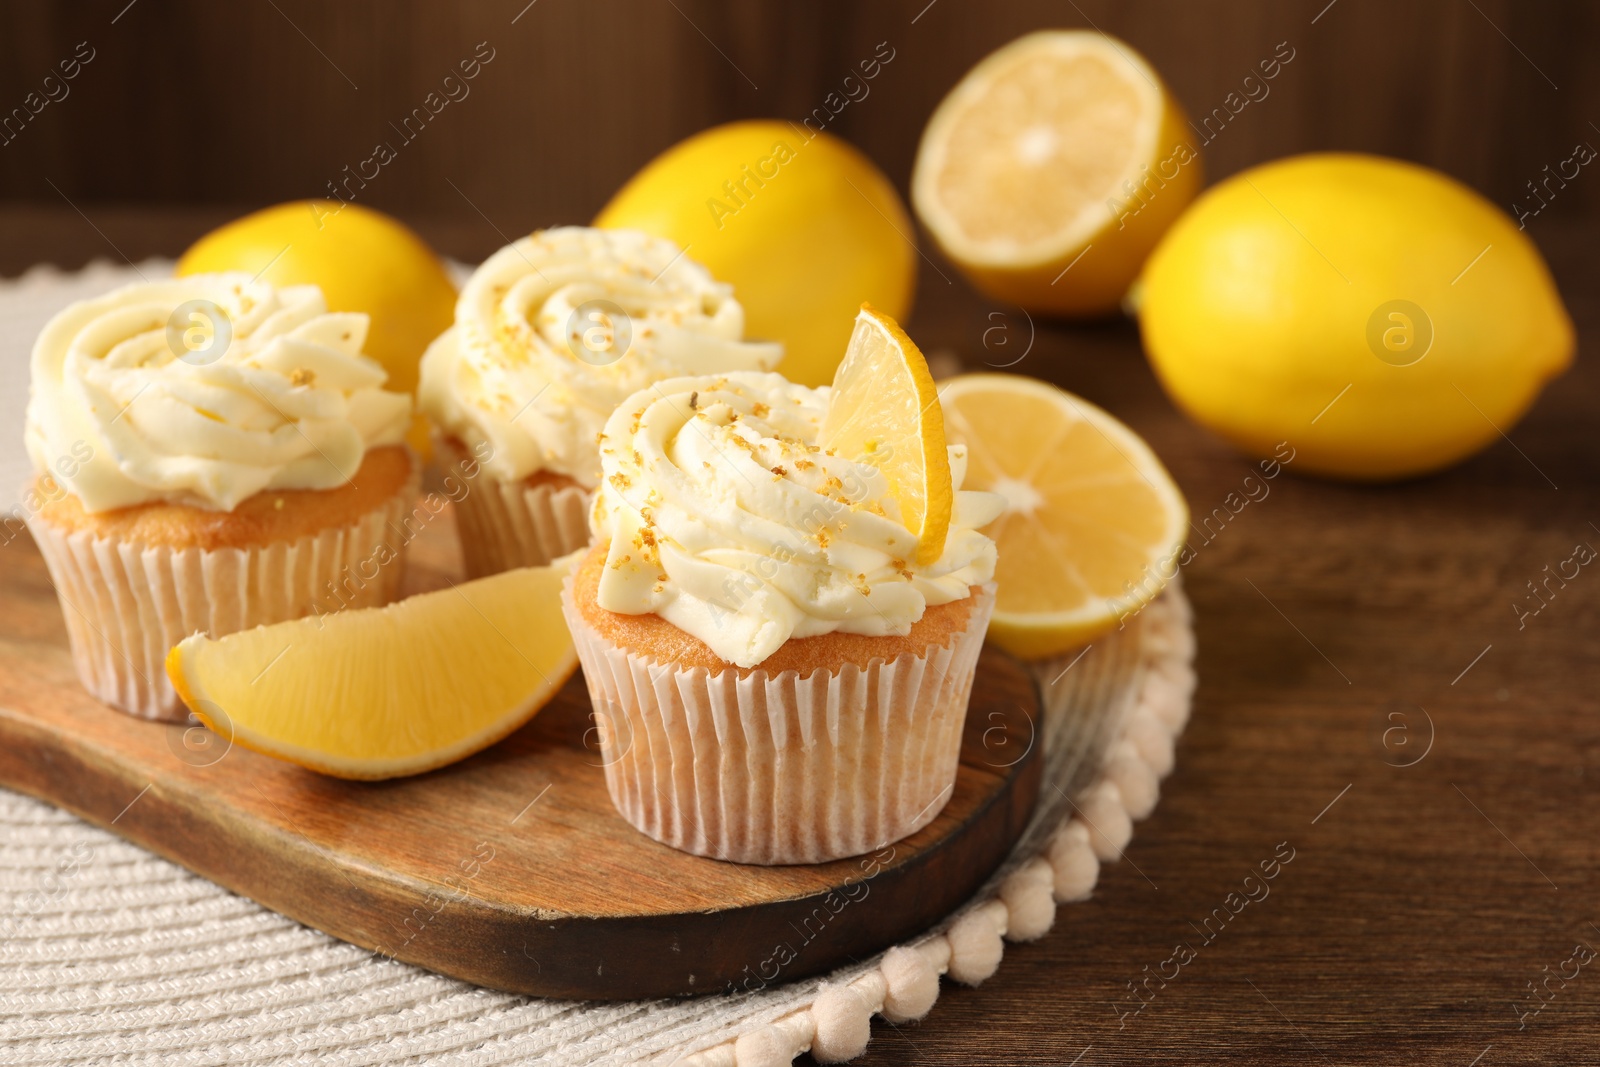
[167,562,578,780]
[912,30,1200,316]
[939,374,1188,657]
[821,304,952,565]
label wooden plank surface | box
[1,212,1595,1058]
[832,244,1600,1064]
[0,506,1048,1001]
[1,0,1596,231]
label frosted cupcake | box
[23,274,416,721]
[563,370,1002,864]
[418,227,779,578]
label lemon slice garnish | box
[821,305,953,565]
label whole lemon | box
[176,201,457,397]
[595,121,916,386]
[1139,153,1574,480]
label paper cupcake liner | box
[442,442,592,578]
[26,471,418,723]
[562,582,997,865]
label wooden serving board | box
[0,505,1041,1001]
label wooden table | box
[3,207,1595,1066]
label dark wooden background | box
[4,2,1600,1065]
[2,0,1598,270]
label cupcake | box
[23,274,416,721]
[418,226,779,578]
[563,371,1002,864]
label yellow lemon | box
[912,30,1201,317]
[1139,153,1575,480]
[177,201,457,399]
[821,305,952,565]
[939,373,1188,659]
[168,559,578,780]
[595,120,916,387]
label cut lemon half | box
[939,374,1188,658]
[167,561,579,780]
[911,30,1201,316]
[821,304,952,565]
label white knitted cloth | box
[0,263,1197,1066]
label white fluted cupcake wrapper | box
[444,443,592,579]
[563,583,996,866]
[25,471,418,723]
[670,577,1196,1066]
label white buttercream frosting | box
[25,274,411,513]
[590,371,1002,668]
[418,227,781,489]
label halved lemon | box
[821,304,952,565]
[939,374,1188,658]
[911,30,1201,316]
[167,562,578,780]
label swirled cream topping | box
[590,372,1003,668]
[418,227,781,488]
[25,274,411,513]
